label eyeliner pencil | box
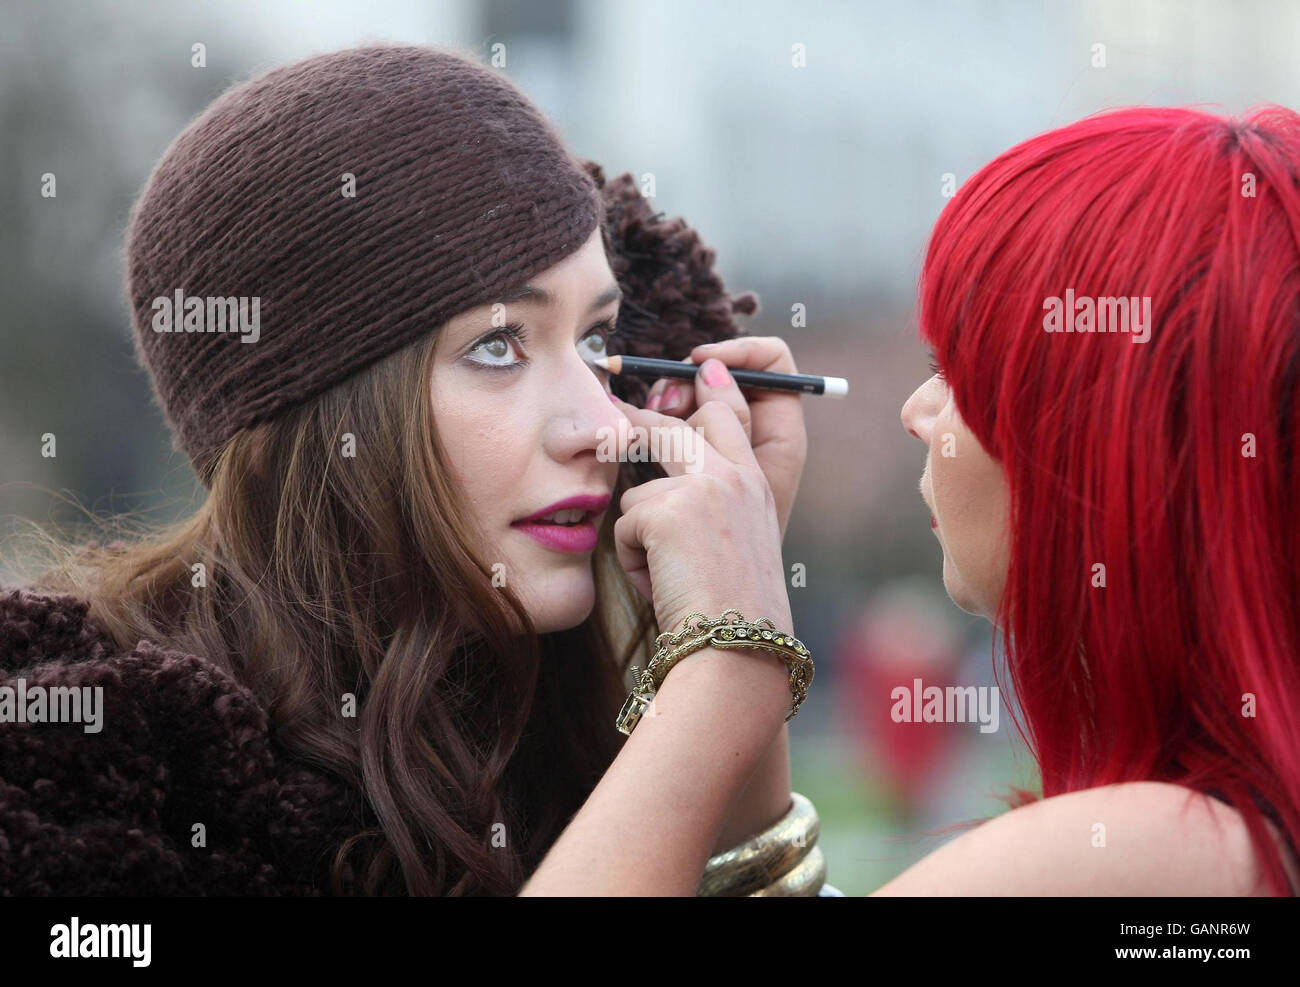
[593,355,849,397]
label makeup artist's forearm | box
[710,724,791,854]
[519,648,790,896]
[710,525,796,854]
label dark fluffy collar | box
[0,586,366,895]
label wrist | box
[654,644,792,719]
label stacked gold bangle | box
[698,792,827,896]
[615,609,815,736]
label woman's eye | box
[579,327,608,361]
[465,321,612,372]
[467,327,526,368]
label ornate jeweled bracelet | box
[615,609,815,736]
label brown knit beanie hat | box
[126,44,758,482]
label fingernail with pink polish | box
[701,358,730,387]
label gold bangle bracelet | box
[697,792,821,897]
[748,844,827,897]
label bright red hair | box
[920,105,1300,895]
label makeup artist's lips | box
[511,493,612,554]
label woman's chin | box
[941,556,989,620]
[522,573,597,634]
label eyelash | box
[467,318,617,373]
[928,358,944,378]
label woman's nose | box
[542,358,627,463]
[900,383,933,443]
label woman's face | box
[429,228,627,634]
[900,372,1010,621]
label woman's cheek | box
[929,413,1010,618]
[430,376,520,510]
[451,404,518,492]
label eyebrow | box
[498,282,623,314]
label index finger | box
[610,393,757,477]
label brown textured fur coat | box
[0,587,368,894]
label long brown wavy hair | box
[24,323,659,895]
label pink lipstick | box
[511,493,611,554]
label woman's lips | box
[511,517,601,553]
[512,493,610,553]
[931,515,938,529]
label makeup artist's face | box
[429,228,626,633]
[900,372,1009,621]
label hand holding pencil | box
[604,336,814,541]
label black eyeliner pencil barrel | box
[593,355,849,397]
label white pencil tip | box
[823,376,849,397]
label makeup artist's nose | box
[541,356,626,464]
[901,382,935,444]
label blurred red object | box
[837,583,963,817]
